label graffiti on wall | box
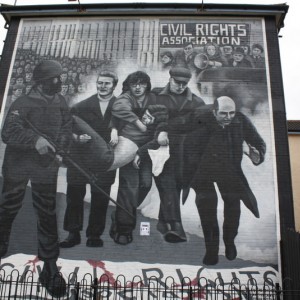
[0,15,279,298]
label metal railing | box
[1,268,299,299]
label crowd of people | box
[0,43,266,297]
[7,49,116,108]
[160,42,265,71]
[7,42,266,110]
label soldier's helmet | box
[33,60,63,83]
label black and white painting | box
[0,15,279,295]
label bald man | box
[171,96,266,265]
[193,97,266,265]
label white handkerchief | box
[148,146,170,176]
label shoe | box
[164,222,187,243]
[225,243,237,261]
[203,251,219,266]
[59,232,81,248]
[113,232,133,245]
[156,220,169,235]
[39,263,66,298]
[86,237,104,247]
[109,211,133,245]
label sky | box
[0,0,299,120]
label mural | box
[0,16,279,298]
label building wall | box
[0,11,292,296]
[288,134,300,231]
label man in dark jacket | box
[173,41,198,71]
[152,67,205,243]
[195,96,265,265]
[228,47,253,68]
[249,43,265,68]
[60,71,118,248]
[0,60,72,297]
[172,96,266,265]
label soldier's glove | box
[35,137,56,155]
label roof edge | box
[0,2,289,31]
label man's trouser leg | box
[35,180,67,298]
[0,178,28,257]
[195,181,220,258]
[113,157,152,239]
[87,183,111,238]
[115,162,140,234]
[63,184,86,233]
[154,158,186,242]
[31,182,59,261]
[154,158,181,224]
[218,182,241,246]
[137,155,153,207]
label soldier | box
[0,60,72,297]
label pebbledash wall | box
[0,2,293,290]
[288,121,300,232]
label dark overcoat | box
[152,85,205,188]
[172,107,266,216]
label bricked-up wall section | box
[0,9,293,292]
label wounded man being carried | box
[69,104,169,180]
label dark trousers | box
[63,183,112,237]
[154,157,182,223]
[0,177,59,261]
[195,179,241,254]
[115,155,152,233]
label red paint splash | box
[24,256,40,273]
[124,280,144,288]
[173,277,206,299]
[86,260,144,288]
[87,260,116,286]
